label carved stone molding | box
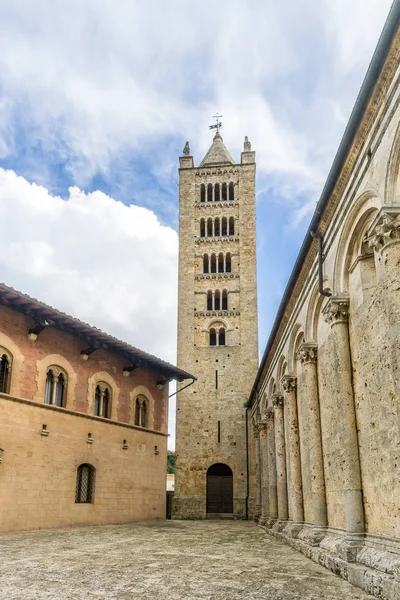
[322,296,350,326]
[194,310,240,318]
[195,169,239,176]
[195,274,240,281]
[297,343,318,364]
[256,420,268,432]
[265,407,274,421]
[272,394,284,408]
[196,201,239,208]
[366,206,400,252]
[281,375,296,393]
[196,236,240,244]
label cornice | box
[195,274,240,281]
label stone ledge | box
[257,520,400,600]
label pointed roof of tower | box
[199,131,235,167]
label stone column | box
[323,297,364,534]
[253,425,262,515]
[281,375,304,522]
[297,343,327,527]
[272,394,288,519]
[367,207,400,387]
[266,408,278,520]
[257,421,269,523]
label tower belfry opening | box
[173,130,259,519]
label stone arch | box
[305,284,330,344]
[0,332,24,398]
[287,324,304,373]
[333,191,381,295]
[87,371,120,420]
[385,119,400,205]
[276,355,287,390]
[130,385,155,430]
[34,353,77,409]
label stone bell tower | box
[173,132,258,519]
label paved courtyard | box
[0,520,373,600]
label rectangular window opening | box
[215,370,218,389]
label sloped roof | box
[0,282,195,382]
[199,131,236,167]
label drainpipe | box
[168,377,197,398]
[310,231,332,297]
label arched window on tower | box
[221,217,227,236]
[0,350,11,394]
[214,183,220,202]
[200,184,206,202]
[203,254,209,274]
[226,253,232,273]
[214,290,221,310]
[219,328,226,346]
[222,290,228,310]
[218,253,224,273]
[209,328,217,346]
[44,366,67,407]
[211,254,217,273]
[229,182,234,201]
[200,218,205,237]
[214,218,220,236]
[207,217,213,237]
[207,183,213,202]
[94,384,111,418]
[229,217,235,235]
[207,290,213,310]
[222,183,227,201]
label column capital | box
[281,374,297,393]
[366,206,400,252]
[272,393,284,408]
[265,407,274,421]
[323,296,350,326]
[297,342,318,364]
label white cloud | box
[0,168,178,361]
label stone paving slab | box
[0,520,374,599]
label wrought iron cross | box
[209,113,223,132]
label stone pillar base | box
[258,523,400,600]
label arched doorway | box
[206,463,233,516]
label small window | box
[0,350,11,394]
[75,464,95,504]
[214,218,220,237]
[200,218,205,237]
[229,217,235,235]
[94,384,111,418]
[221,217,227,236]
[200,184,206,203]
[207,183,213,202]
[207,291,213,310]
[226,253,232,273]
[215,183,220,202]
[215,290,221,310]
[44,366,67,407]
[207,218,213,237]
[218,253,224,273]
[210,328,217,346]
[222,290,228,310]
[219,328,226,346]
[135,395,149,428]
[229,182,234,201]
[211,254,217,274]
[222,182,227,201]
[203,254,209,274]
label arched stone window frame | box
[0,346,13,394]
[205,318,230,346]
[75,463,95,504]
[44,365,68,407]
[87,371,119,420]
[129,385,154,430]
[93,381,112,418]
[0,332,24,397]
[35,353,76,409]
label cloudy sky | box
[0,0,393,447]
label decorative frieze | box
[195,169,239,176]
[194,310,240,318]
[322,297,350,326]
[366,206,400,251]
[195,274,240,281]
[281,375,296,393]
[297,343,318,365]
[196,201,239,208]
[196,236,240,244]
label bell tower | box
[173,132,258,519]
